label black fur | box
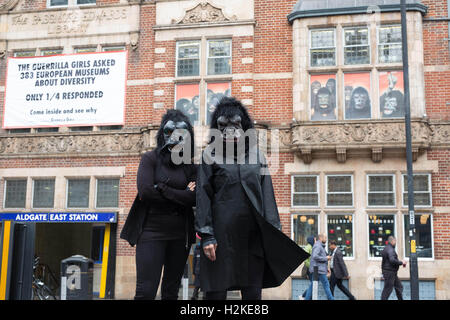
[209,96,254,131]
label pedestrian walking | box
[329,240,356,300]
[299,235,315,300]
[381,236,407,300]
[304,234,334,300]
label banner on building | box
[2,51,128,129]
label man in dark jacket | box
[329,240,356,300]
[381,236,407,300]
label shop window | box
[33,179,55,209]
[292,175,319,207]
[402,174,432,207]
[67,179,90,208]
[4,179,27,208]
[310,74,337,121]
[292,214,319,249]
[207,39,232,75]
[96,179,119,208]
[327,215,353,257]
[176,41,200,77]
[310,29,336,67]
[404,214,433,259]
[378,25,402,64]
[326,175,353,207]
[368,215,396,258]
[367,174,395,207]
[344,27,370,65]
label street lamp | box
[400,0,419,300]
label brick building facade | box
[0,0,449,299]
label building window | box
[40,49,63,56]
[67,179,90,208]
[102,46,126,52]
[367,174,395,207]
[292,175,319,207]
[14,51,35,57]
[176,41,201,77]
[32,179,55,208]
[310,74,337,121]
[4,179,27,208]
[402,174,432,207]
[326,175,353,207]
[404,214,433,258]
[379,71,405,118]
[310,29,336,67]
[36,128,59,133]
[378,25,402,64]
[74,47,97,53]
[175,83,200,126]
[48,0,95,7]
[70,126,93,132]
[207,39,232,75]
[368,215,396,258]
[327,215,353,257]
[344,27,370,65]
[292,214,319,249]
[206,82,231,125]
[96,179,119,208]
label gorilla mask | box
[162,120,189,152]
[217,114,243,143]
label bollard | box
[312,266,318,300]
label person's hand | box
[187,181,196,191]
[402,260,407,267]
[327,256,332,260]
[203,243,217,261]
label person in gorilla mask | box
[120,109,197,300]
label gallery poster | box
[344,72,372,119]
[310,74,337,121]
[206,82,231,125]
[379,71,405,118]
[175,83,200,126]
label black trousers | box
[381,270,403,300]
[329,269,356,300]
[135,234,190,300]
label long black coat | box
[195,145,309,292]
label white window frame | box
[102,45,126,52]
[402,213,434,261]
[401,173,432,208]
[47,0,96,8]
[291,175,320,208]
[366,174,396,208]
[31,178,55,209]
[343,26,371,65]
[290,213,320,248]
[366,213,397,260]
[74,47,97,54]
[206,39,232,76]
[65,178,90,209]
[94,177,120,209]
[326,213,355,260]
[309,28,336,67]
[14,50,36,57]
[377,24,402,64]
[175,40,201,78]
[325,174,354,208]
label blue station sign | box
[0,212,116,223]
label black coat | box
[381,243,403,272]
[195,145,309,292]
[331,248,349,279]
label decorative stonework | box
[0,0,19,11]
[172,1,237,25]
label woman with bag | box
[120,109,197,300]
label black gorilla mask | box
[217,114,243,143]
[162,120,189,152]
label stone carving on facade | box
[172,1,237,25]
[0,0,19,11]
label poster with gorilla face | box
[206,82,231,125]
[175,83,200,126]
[379,71,405,118]
[310,74,337,121]
[344,72,372,120]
